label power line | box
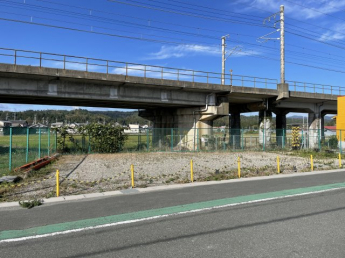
[0,16,221,47]
[283,0,345,22]
[107,0,272,28]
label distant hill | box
[0,110,335,128]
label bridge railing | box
[0,47,278,89]
[287,80,345,96]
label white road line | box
[1,186,344,243]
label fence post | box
[9,128,12,171]
[54,129,57,153]
[26,127,29,163]
[56,170,60,197]
[171,128,174,151]
[340,130,342,154]
[241,129,244,151]
[38,128,41,158]
[318,128,321,150]
[283,129,285,149]
[263,127,265,151]
[88,133,91,153]
[237,157,241,178]
[339,153,342,168]
[146,129,149,151]
[48,128,50,156]
[190,159,194,182]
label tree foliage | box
[57,123,127,153]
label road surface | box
[1,170,345,257]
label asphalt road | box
[1,170,345,257]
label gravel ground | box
[0,152,341,202]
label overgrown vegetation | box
[19,199,43,209]
[57,123,128,153]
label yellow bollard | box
[131,164,135,188]
[190,159,194,182]
[339,153,342,168]
[237,157,241,178]
[277,156,280,174]
[56,170,60,197]
[311,155,314,171]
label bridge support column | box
[139,103,229,151]
[275,110,288,148]
[229,113,241,149]
[308,112,321,149]
[259,110,272,149]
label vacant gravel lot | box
[1,151,341,201]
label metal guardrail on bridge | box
[0,47,278,89]
[0,47,344,95]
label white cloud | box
[147,44,221,60]
[236,0,345,19]
[319,22,345,42]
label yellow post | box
[190,159,194,182]
[56,170,60,197]
[131,164,135,188]
[277,156,280,174]
[339,153,342,168]
[237,157,241,178]
[311,155,314,171]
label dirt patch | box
[0,152,340,202]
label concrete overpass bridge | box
[0,47,343,149]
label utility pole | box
[221,35,241,85]
[280,5,285,84]
[221,35,227,85]
[258,5,285,83]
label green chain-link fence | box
[0,127,344,176]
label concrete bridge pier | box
[229,112,241,149]
[308,112,321,149]
[259,110,273,148]
[139,102,229,151]
[275,110,288,148]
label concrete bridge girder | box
[0,77,213,108]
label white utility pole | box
[280,5,285,84]
[221,35,227,85]
[221,35,241,85]
[258,5,285,84]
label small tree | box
[85,123,127,153]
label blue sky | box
[0,0,345,114]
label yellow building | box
[337,96,345,144]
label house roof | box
[325,126,336,131]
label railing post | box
[265,78,267,89]
[304,82,306,92]
[207,72,209,84]
[14,50,17,65]
[177,69,180,81]
[126,63,128,76]
[161,67,164,80]
[106,60,109,74]
[63,56,66,70]
[40,52,42,68]
[144,65,146,78]
[242,76,243,87]
[86,58,88,72]
[193,70,195,84]
[254,77,256,88]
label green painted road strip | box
[2,181,345,242]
